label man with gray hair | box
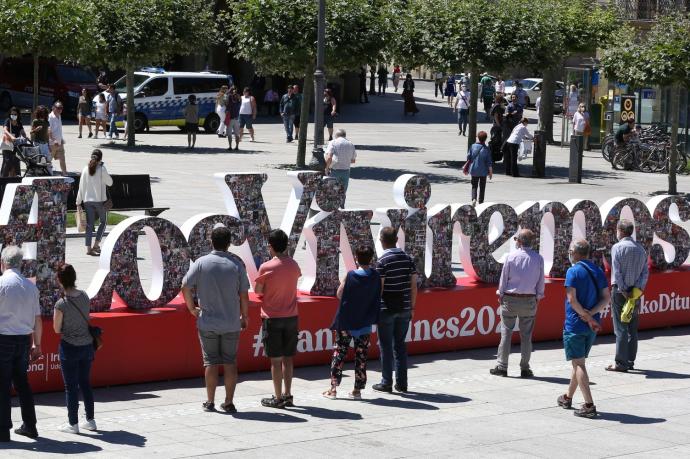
[490,229,545,378]
[0,246,42,441]
[325,128,356,204]
[558,239,609,418]
[606,219,649,372]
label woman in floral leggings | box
[323,246,382,400]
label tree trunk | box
[668,83,680,195]
[467,67,480,152]
[126,64,135,148]
[540,66,557,143]
[296,67,314,168]
[32,54,39,113]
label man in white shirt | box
[505,118,534,177]
[495,77,505,95]
[454,85,471,136]
[48,101,66,175]
[325,128,356,204]
[0,246,42,441]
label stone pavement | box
[4,80,690,457]
[4,326,690,457]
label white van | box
[107,68,233,132]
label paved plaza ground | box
[3,80,690,457]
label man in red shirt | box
[254,229,302,408]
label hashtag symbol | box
[252,330,264,357]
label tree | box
[221,0,389,167]
[0,0,94,111]
[84,0,215,147]
[527,0,618,143]
[601,12,690,195]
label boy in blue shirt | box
[558,239,610,418]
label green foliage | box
[85,0,216,69]
[601,12,690,88]
[220,0,388,77]
[0,0,93,58]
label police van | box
[109,68,233,132]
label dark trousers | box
[330,331,371,390]
[59,340,95,425]
[378,81,386,95]
[378,309,412,388]
[505,143,520,177]
[0,334,36,432]
[457,109,469,134]
[1,149,20,177]
[471,176,487,203]
[359,85,369,103]
[611,287,639,370]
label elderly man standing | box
[181,226,250,414]
[607,219,649,372]
[0,246,42,442]
[325,128,356,202]
[490,229,545,378]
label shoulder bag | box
[101,166,113,211]
[65,296,103,351]
[463,147,474,175]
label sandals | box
[220,402,237,413]
[348,391,362,400]
[605,364,628,373]
[322,389,337,400]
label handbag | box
[65,297,103,351]
[76,206,86,232]
[463,149,474,175]
[101,167,113,211]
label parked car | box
[504,78,564,113]
[0,57,98,114]
[100,68,234,132]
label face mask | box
[10,115,17,121]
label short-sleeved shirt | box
[106,93,120,113]
[376,248,417,311]
[54,290,93,346]
[325,137,356,170]
[255,256,301,319]
[0,269,40,335]
[4,119,23,137]
[182,251,249,333]
[48,111,63,143]
[564,260,608,334]
[31,119,49,143]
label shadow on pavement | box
[0,437,102,454]
[230,411,307,423]
[363,397,439,410]
[399,392,471,404]
[526,376,572,385]
[100,143,263,155]
[288,405,362,420]
[630,369,690,379]
[88,430,147,447]
[355,144,426,153]
[595,412,666,424]
[350,166,462,184]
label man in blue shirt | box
[557,239,610,419]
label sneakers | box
[394,384,408,393]
[574,403,597,418]
[261,395,285,409]
[372,383,392,393]
[88,132,93,138]
[521,369,534,378]
[281,394,294,407]
[80,418,97,431]
[489,367,508,377]
[59,423,79,434]
[557,394,572,409]
[202,401,215,412]
[14,424,38,439]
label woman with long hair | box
[53,264,97,433]
[215,85,228,137]
[323,88,337,141]
[2,106,26,177]
[75,149,113,255]
[93,94,107,138]
[77,89,93,139]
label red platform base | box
[28,269,690,393]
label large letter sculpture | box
[426,204,456,287]
[393,175,430,286]
[181,214,245,261]
[600,198,654,269]
[648,195,690,270]
[279,171,322,257]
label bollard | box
[569,134,584,183]
[532,130,546,178]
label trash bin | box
[532,130,546,178]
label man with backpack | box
[373,227,418,394]
[105,84,122,140]
[557,239,610,418]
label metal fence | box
[613,0,689,20]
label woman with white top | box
[572,103,587,135]
[93,94,107,139]
[505,118,533,177]
[215,85,228,137]
[239,87,257,142]
[453,84,471,136]
[76,149,113,256]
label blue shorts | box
[239,114,253,129]
[563,329,596,361]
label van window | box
[56,65,96,84]
[173,77,228,95]
[141,77,169,97]
[114,74,149,93]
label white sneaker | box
[80,418,97,431]
[59,423,79,434]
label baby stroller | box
[14,139,52,177]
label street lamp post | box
[310,0,326,170]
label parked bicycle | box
[604,125,687,174]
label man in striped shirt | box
[606,219,649,372]
[372,227,418,393]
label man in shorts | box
[48,101,67,175]
[181,226,249,413]
[557,239,610,419]
[254,229,301,408]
